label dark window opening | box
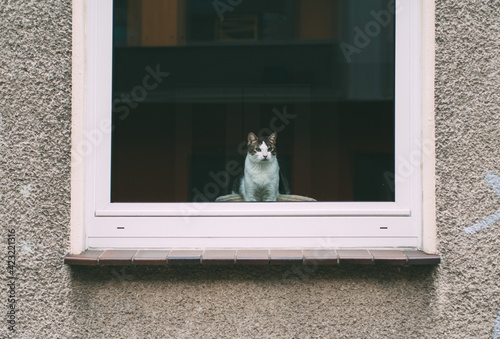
[111,0,396,203]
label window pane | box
[111,0,395,203]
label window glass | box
[111,0,395,203]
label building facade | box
[1,0,499,337]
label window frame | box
[70,0,436,252]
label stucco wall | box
[433,0,500,337]
[0,0,499,338]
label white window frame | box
[70,0,436,253]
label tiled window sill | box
[64,249,440,266]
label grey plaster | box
[434,1,500,338]
[0,0,499,338]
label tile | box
[167,250,203,265]
[270,250,303,265]
[64,249,440,267]
[403,250,441,265]
[64,250,105,266]
[99,250,138,266]
[337,249,373,265]
[133,250,169,266]
[303,249,338,265]
[371,250,407,266]
[202,250,236,266]
[236,250,269,265]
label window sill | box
[64,249,440,266]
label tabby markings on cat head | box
[247,132,277,162]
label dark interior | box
[111,0,395,202]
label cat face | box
[247,132,277,163]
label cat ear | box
[247,132,258,145]
[267,132,277,144]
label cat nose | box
[263,155,268,159]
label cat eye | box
[256,148,261,152]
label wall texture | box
[0,0,499,338]
[433,1,500,338]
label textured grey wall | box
[0,0,73,338]
[0,0,499,338]
[434,1,500,338]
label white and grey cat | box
[234,132,279,201]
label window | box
[74,0,434,250]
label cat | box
[233,131,280,201]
